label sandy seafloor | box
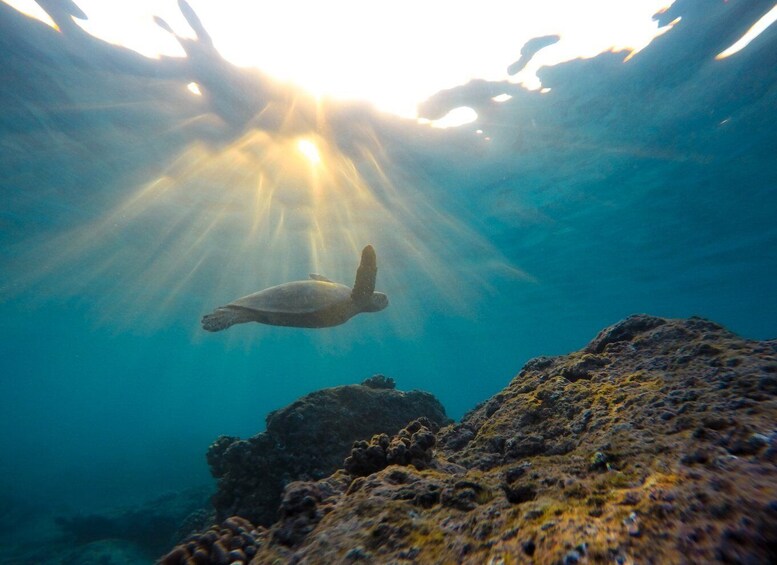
[0,0,775,562]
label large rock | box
[206,376,450,526]
[164,316,777,565]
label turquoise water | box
[1,0,775,546]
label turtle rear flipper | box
[351,245,377,303]
[202,306,254,332]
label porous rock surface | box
[163,315,777,564]
[206,376,450,526]
[344,417,439,477]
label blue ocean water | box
[0,0,776,560]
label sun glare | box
[296,139,321,165]
[422,107,479,129]
[2,0,58,30]
[715,4,777,60]
[71,0,189,59]
[3,0,679,118]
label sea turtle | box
[201,245,388,331]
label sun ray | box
[7,88,530,344]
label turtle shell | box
[229,280,352,315]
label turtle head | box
[363,291,389,312]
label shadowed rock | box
[344,417,438,476]
[206,377,449,526]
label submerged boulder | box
[206,376,450,526]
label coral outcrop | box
[206,376,450,526]
[344,417,439,476]
[159,516,263,565]
[163,315,777,564]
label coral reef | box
[344,417,439,476]
[206,377,450,526]
[163,315,777,564]
[361,373,396,390]
[159,516,264,565]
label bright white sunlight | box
[5,0,679,118]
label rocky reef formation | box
[344,417,439,477]
[162,315,777,564]
[160,516,263,565]
[206,376,450,527]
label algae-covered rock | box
[344,417,439,476]
[206,378,450,526]
[162,316,777,564]
[158,515,264,565]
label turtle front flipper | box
[351,245,377,303]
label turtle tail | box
[201,306,253,332]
